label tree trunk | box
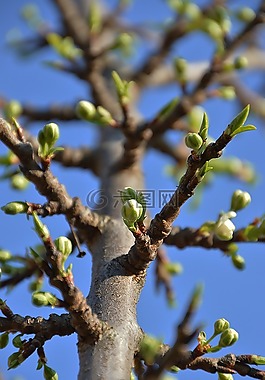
[78,129,145,379]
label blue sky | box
[0,1,265,379]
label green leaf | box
[230,124,256,137]
[198,112,209,141]
[225,105,250,136]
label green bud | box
[237,7,256,23]
[11,173,29,190]
[0,332,9,349]
[185,132,203,151]
[88,2,102,34]
[4,100,22,119]
[164,262,183,276]
[43,364,58,380]
[113,33,133,56]
[202,19,223,39]
[251,355,265,365]
[218,328,239,347]
[32,291,57,307]
[96,106,114,125]
[12,334,23,348]
[218,86,236,100]
[42,123,60,146]
[139,335,162,365]
[32,292,49,306]
[230,190,251,212]
[1,201,28,215]
[214,318,230,335]
[0,250,12,262]
[76,100,96,121]
[174,57,187,83]
[234,56,248,70]
[184,3,201,20]
[231,253,245,270]
[218,373,234,380]
[32,212,50,241]
[121,199,143,224]
[54,236,72,257]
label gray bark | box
[78,129,145,379]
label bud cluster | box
[76,100,116,126]
[37,122,63,161]
[120,187,146,233]
[200,318,239,353]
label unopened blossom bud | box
[218,328,239,347]
[214,212,236,241]
[214,318,230,335]
[76,100,96,121]
[42,122,60,146]
[4,100,22,119]
[96,106,114,125]
[54,236,72,257]
[231,253,245,270]
[0,250,12,262]
[32,292,49,306]
[1,201,28,215]
[121,199,143,224]
[185,132,203,151]
[11,174,29,190]
[230,190,251,212]
[218,373,234,380]
[234,56,248,70]
[237,7,256,23]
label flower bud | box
[11,174,29,190]
[218,328,239,347]
[4,100,22,119]
[96,106,114,125]
[234,56,248,70]
[214,212,236,241]
[218,373,234,380]
[32,292,49,306]
[32,212,50,241]
[139,335,161,365]
[1,201,28,215]
[185,132,203,151]
[218,86,236,100]
[121,199,143,224]
[54,236,72,257]
[32,291,57,307]
[231,253,245,270]
[0,332,9,349]
[76,100,96,121]
[237,7,256,23]
[42,122,60,146]
[230,190,251,212]
[214,318,230,335]
[0,250,12,262]
[164,262,183,275]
